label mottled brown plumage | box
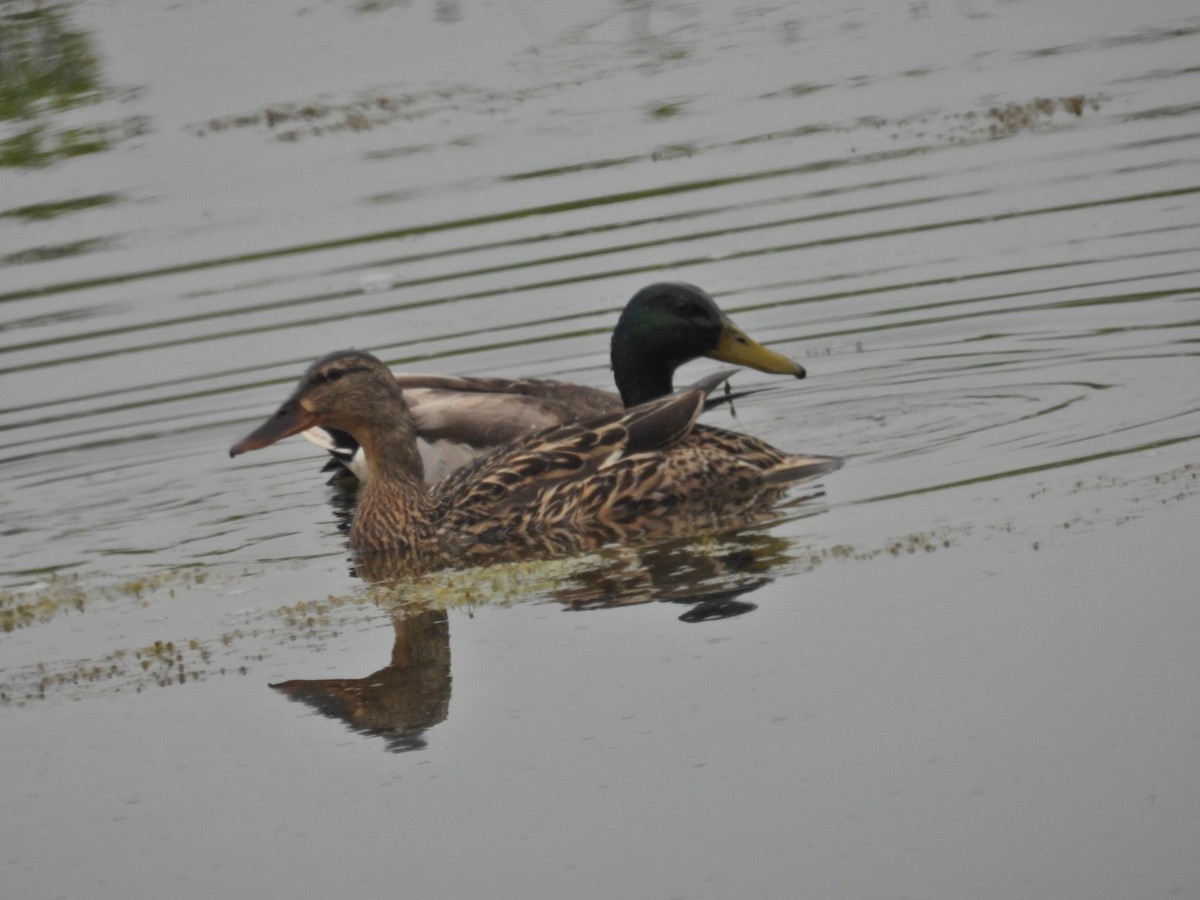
[230,350,840,578]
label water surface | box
[3,1,1199,898]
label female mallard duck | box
[304,282,805,482]
[231,350,839,576]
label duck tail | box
[761,454,844,485]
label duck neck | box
[348,417,435,556]
[612,341,675,408]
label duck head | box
[610,282,805,406]
[229,350,413,459]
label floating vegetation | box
[794,531,955,569]
[0,568,209,633]
[14,458,1184,710]
[0,523,969,708]
[188,85,530,143]
[364,553,607,612]
[274,526,963,626]
[0,634,256,708]
[760,87,1101,148]
[0,576,87,633]
[1077,461,1199,523]
[889,95,1102,144]
[980,94,1095,137]
[993,462,1200,541]
[37,464,1190,709]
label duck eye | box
[324,368,344,383]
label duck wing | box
[431,386,709,518]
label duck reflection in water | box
[271,520,822,752]
[273,607,450,753]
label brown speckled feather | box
[432,420,838,561]
[430,387,707,522]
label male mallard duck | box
[304,282,805,482]
[230,350,840,576]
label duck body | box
[431,422,828,557]
[230,351,840,578]
[304,282,805,483]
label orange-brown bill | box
[229,399,317,457]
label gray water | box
[3,1,1199,898]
